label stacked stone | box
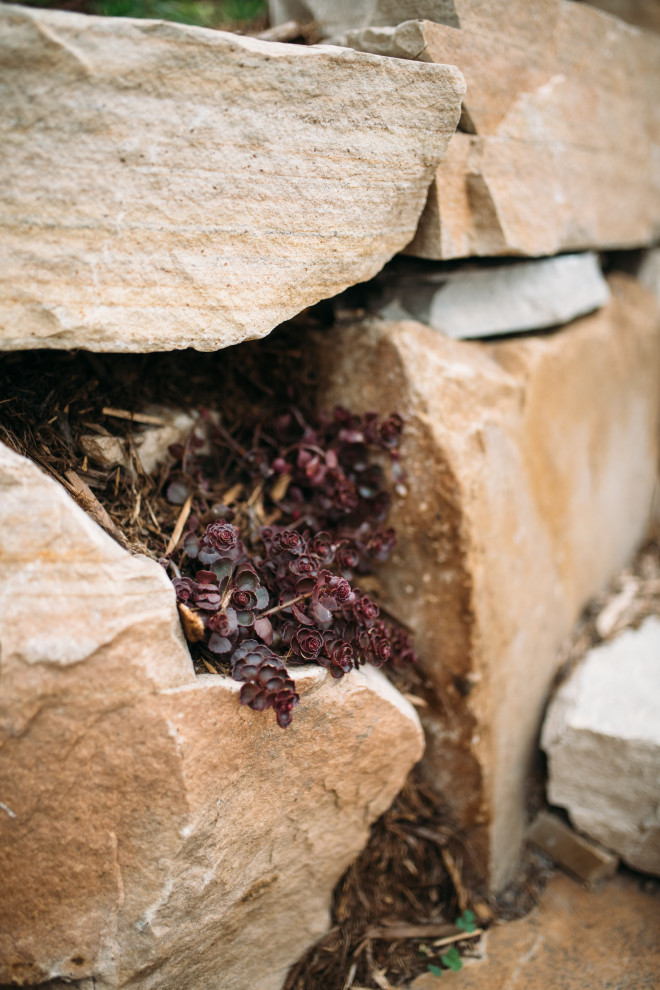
[1,2,659,988]
[272,0,660,890]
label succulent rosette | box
[168,407,416,728]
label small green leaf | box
[441,947,463,972]
[456,909,476,933]
[427,963,443,977]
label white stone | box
[0,441,424,988]
[0,3,465,353]
[542,616,660,876]
[269,0,460,37]
[376,253,610,339]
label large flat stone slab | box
[542,616,660,876]
[410,872,660,990]
[0,442,423,988]
[375,252,610,339]
[316,274,660,887]
[337,3,660,258]
[0,4,464,353]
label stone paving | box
[412,870,660,990]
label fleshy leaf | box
[236,610,255,626]
[167,480,189,505]
[292,603,314,625]
[235,568,259,591]
[183,534,200,558]
[195,570,217,585]
[212,559,233,583]
[207,633,231,654]
[253,616,274,645]
[456,910,476,933]
[313,600,333,624]
[440,948,462,972]
[255,586,269,610]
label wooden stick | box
[432,929,483,949]
[165,493,193,555]
[102,406,168,426]
[258,591,312,620]
[363,923,456,941]
[64,470,122,539]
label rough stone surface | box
[527,810,619,885]
[0,4,464,354]
[542,616,660,877]
[317,274,660,888]
[579,0,660,33]
[339,5,660,258]
[410,872,660,990]
[639,247,660,302]
[0,441,424,988]
[375,253,610,339]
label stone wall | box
[2,0,660,985]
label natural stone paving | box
[411,871,660,989]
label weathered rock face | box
[337,4,660,258]
[0,442,424,988]
[579,0,660,33]
[542,616,660,877]
[639,246,660,302]
[0,4,464,354]
[374,252,610,339]
[317,274,660,888]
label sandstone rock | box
[527,810,619,885]
[375,253,610,339]
[316,274,660,888]
[0,442,424,988]
[579,0,660,33]
[410,872,660,990]
[338,5,660,258]
[0,4,464,354]
[542,615,660,877]
[639,247,660,302]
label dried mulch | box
[283,768,491,990]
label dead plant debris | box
[283,769,489,990]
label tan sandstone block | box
[0,4,464,353]
[410,872,660,990]
[0,443,423,988]
[339,3,660,258]
[579,0,660,33]
[317,274,660,887]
